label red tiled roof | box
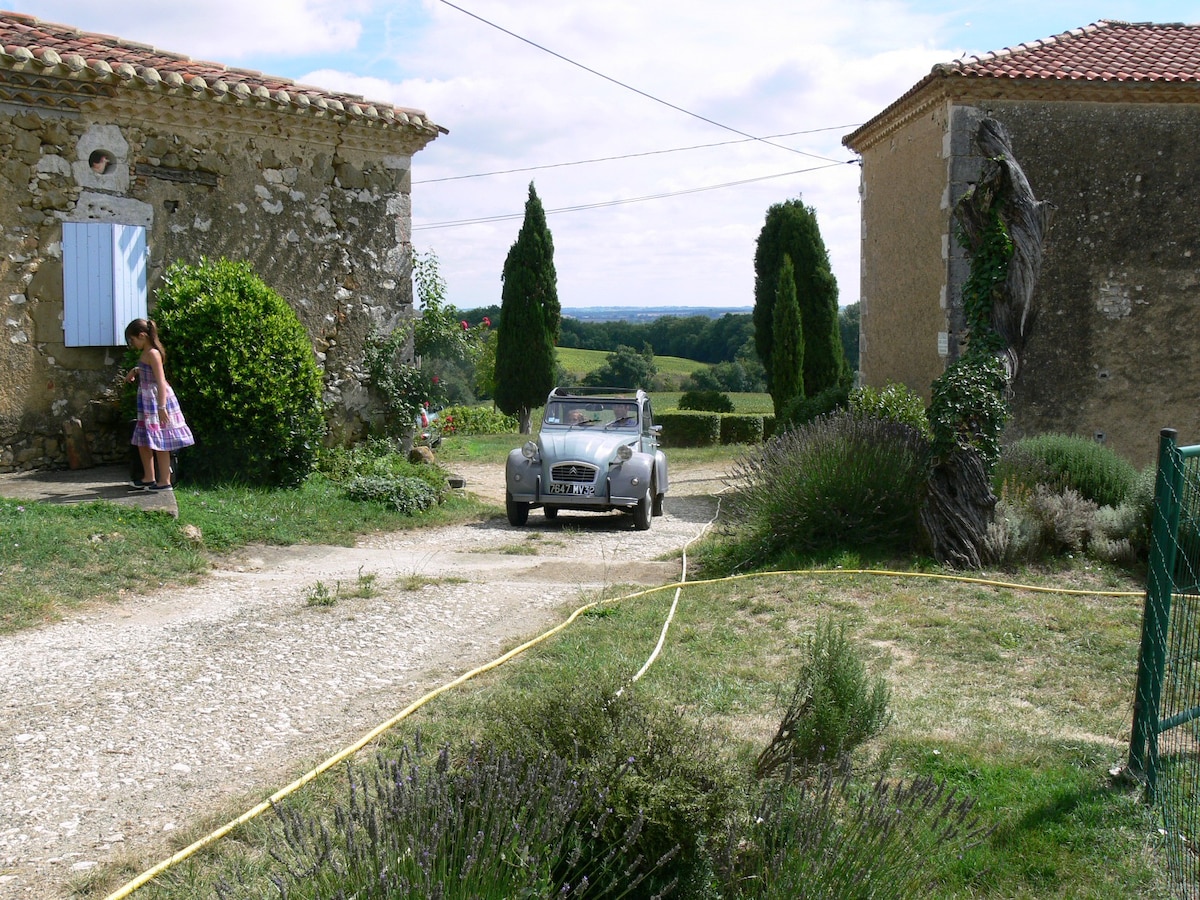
[940,19,1200,83]
[845,20,1200,151]
[0,10,446,135]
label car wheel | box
[652,488,664,517]
[506,492,529,526]
[544,506,559,521]
[632,485,652,531]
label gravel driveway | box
[0,460,728,899]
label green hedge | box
[658,411,773,447]
[657,411,721,447]
[720,414,764,445]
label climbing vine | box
[958,206,1013,361]
[929,184,1014,466]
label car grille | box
[551,463,597,484]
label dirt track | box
[0,459,728,898]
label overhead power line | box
[413,161,849,231]
[413,126,862,185]
[436,0,857,166]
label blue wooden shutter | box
[62,223,148,347]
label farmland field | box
[556,346,708,380]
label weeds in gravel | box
[0,471,492,632]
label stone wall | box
[948,100,1200,465]
[1,92,432,471]
[856,100,953,399]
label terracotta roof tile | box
[940,20,1200,83]
[844,20,1200,151]
[0,10,446,135]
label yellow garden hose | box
[104,557,1140,898]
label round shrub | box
[485,674,739,898]
[849,382,932,439]
[154,258,325,488]
[995,434,1137,508]
[928,354,1008,467]
[342,474,441,514]
[728,411,931,561]
[780,382,850,427]
[679,389,735,413]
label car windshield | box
[543,401,638,430]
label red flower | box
[482,316,491,327]
[423,400,429,408]
[432,375,440,384]
[460,320,469,330]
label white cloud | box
[6,0,1087,310]
[8,0,369,60]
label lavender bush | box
[725,412,931,564]
[716,767,989,899]
[216,741,675,899]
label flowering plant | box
[364,328,446,435]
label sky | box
[13,1,1200,310]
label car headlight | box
[616,444,633,462]
[522,440,538,460]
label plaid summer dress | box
[131,362,195,452]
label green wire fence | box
[1130,428,1200,896]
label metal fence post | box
[1128,428,1181,799]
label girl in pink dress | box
[124,318,194,490]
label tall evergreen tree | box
[753,198,842,394]
[771,255,804,417]
[494,183,559,433]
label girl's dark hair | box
[125,318,167,361]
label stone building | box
[843,20,1200,465]
[0,11,444,472]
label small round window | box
[88,149,113,175]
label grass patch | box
[654,390,774,414]
[0,476,494,633]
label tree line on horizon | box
[448,182,855,430]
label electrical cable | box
[413,126,863,184]
[435,0,857,166]
[413,160,849,230]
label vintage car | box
[505,387,668,529]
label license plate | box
[548,483,594,496]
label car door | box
[640,400,657,454]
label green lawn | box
[556,346,709,380]
[653,391,773,413]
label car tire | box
[652,490,664,517]
[544,506,559,521]
[632,485,652,531]
[506,493,529,526]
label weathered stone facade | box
[844,22,1200,466]
[0,13,444,472]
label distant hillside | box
[556,347,707,380]
[563,306,751,323]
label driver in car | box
[611,403,637,427]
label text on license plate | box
[548,483,594,496]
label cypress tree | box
[494,183,559,432]
[771,255,804,417]
[753,198,843,394]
